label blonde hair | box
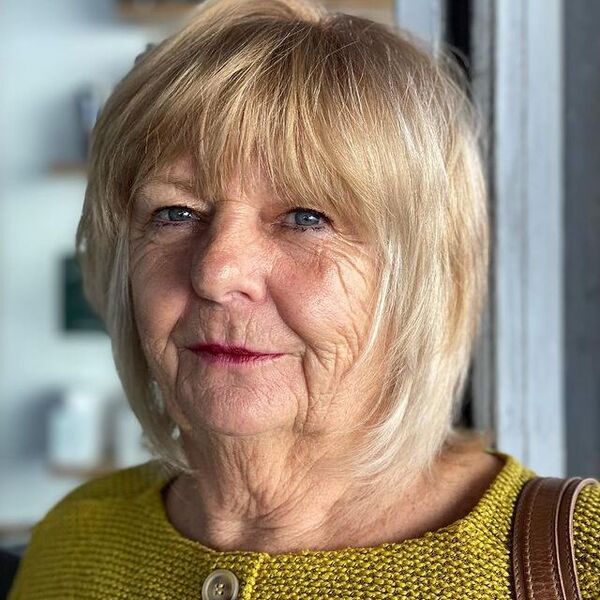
[76,0,490,492]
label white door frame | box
[396,0,566,476]
[491,0,565,476]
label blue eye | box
[285,208,330,232]
[152,206,198,225]
[149,205,330,233]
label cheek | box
[272,248,374,348]
[130,242,190,361]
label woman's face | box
[129,159,380,441]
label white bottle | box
[48,388,108,474]
[112,398,153,468]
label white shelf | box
[0,459,90,537]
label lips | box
[188,343,278,357]
[187,342,284,366]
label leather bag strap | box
[511,475,599,599]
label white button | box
[201,569,240,600]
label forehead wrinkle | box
[139,175,197,195]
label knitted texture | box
[8,450,600,599]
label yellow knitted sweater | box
[8,450,600,599]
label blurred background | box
[0,0,598,552]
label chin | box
[181,394,293,438]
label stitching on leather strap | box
[513,477,539,600]
[512,479,530,600]
[513,474,598,600]
[524,478,544,599]
[546,479,565,599]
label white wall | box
[0,1,152,459]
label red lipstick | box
[187,343,284,366]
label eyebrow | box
[138,176,196,195]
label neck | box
[163,430,383,553]
[162,433,503,554]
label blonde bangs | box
[92,8,430,247]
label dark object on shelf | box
[76,85,110,161]
[0,548,21,600]
[135,43,157,65]
[62,255,106,333]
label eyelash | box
[150,206,331,233]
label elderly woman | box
[8,0,599,598]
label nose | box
[190,213,268,305]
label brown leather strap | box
[511,475,598,599]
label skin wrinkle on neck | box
[162,445,504,554]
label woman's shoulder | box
[7,460,171,599]
[27,459,170,538]
[51,459,167,505]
